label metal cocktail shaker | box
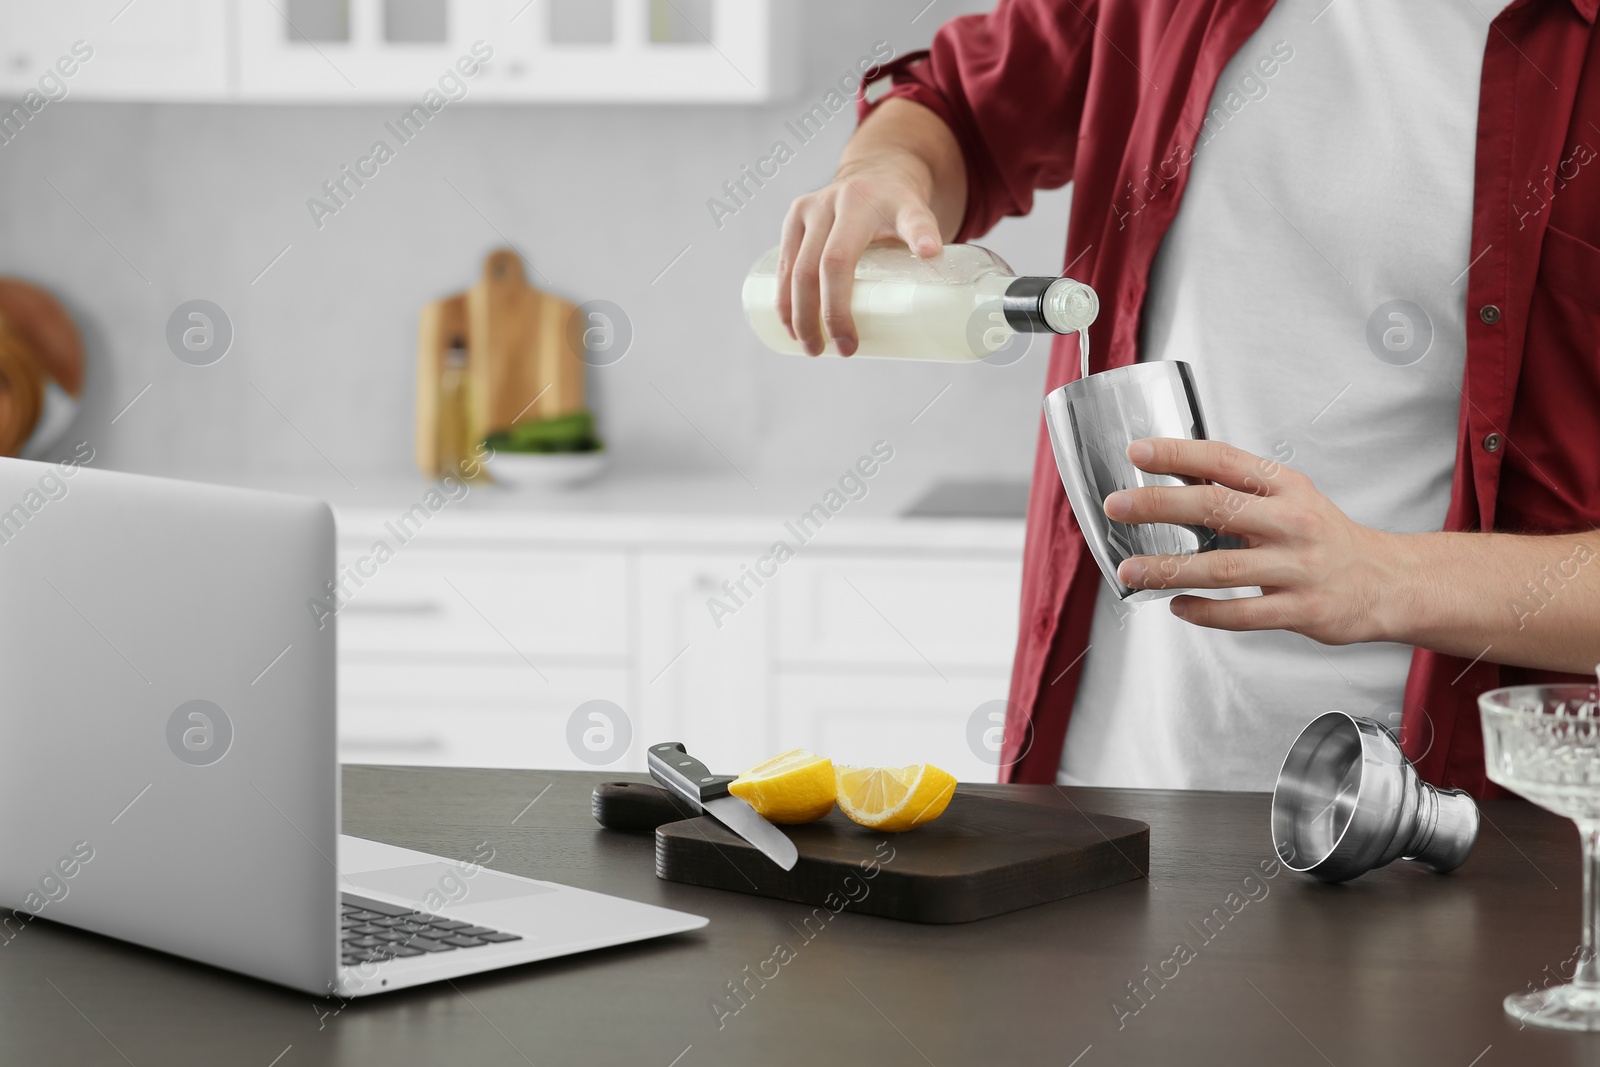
[1271,712,1479,883]
[1043,361,1235,600]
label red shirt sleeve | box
[858,0,1098,241]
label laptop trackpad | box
[347,863,555,907]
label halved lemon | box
[835,763,957,832]
[728,748,837,824]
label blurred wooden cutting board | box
[469,249,584,433]
[415,249,586,476]
[413,292,469,477]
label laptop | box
[0,457,705,996]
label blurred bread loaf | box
[0,279,85,458]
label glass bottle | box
[435,336,473,478]
[742,242,1097,362]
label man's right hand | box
[775,98,968,357]
[778,170,942,357]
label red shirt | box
[864,0,1600,795]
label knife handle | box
[591,781,701,832]
[648,741,736,806]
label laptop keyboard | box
[341,892,522,967]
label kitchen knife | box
[647,742,798,871]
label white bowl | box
[484,450,607,488]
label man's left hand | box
[1104,438,1399,645]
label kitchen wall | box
[0,0,1071,494]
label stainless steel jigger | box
[1271,712,1479,883]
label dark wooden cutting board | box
[652,792,1149,923]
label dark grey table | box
[6,767,1596,1066]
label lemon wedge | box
[728,748,837,824]
[835,763,957,832]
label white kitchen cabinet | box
[778,554,1023,672]
[330,500,1023,780]
[335,546,628,659]
[0,0,795,102]
[235,0,503,101]
[480,0,795,103]
[635,551,773,775]
[339,659,633,769]
[0,0,230,101]
[773,672,1011,783]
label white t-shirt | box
[1059,0,1505,790]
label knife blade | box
[647,742,798,871]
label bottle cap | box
[1003,278,1099,335]
[1042,279,1099,334]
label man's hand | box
[777,98,967,357]
[1104,437,1600,673]
[779,168,943,357]
[1103,437,1399,645]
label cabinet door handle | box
[339,736,445,754]
[340,601,443,616]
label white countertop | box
[204,468,1028,555]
